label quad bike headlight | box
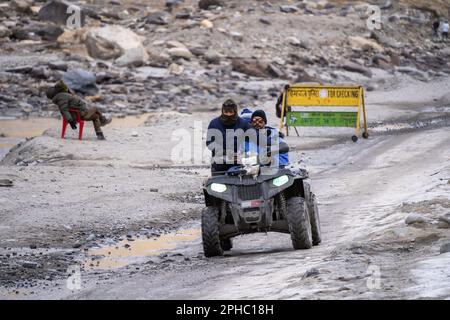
[272,175,289,187]
[210,183,227,193]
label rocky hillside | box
[0,0,449,121]
[401,0,450,17]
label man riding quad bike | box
[202,118,321,257]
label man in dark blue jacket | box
[206,99,252,175]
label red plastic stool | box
[61,109,84,140]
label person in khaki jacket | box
[45,81,111,140]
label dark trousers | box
[82,107,105,134]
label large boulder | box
[388,51,401,66]
[232,58,270,78]
[280,5,299,13]
[405,213,426,225]
[166,0,183,10]
[38,0,86,27]
[11,0,34,14]
[204,50,222,64]
[167,47,193,60]
[231,58,286,78]
[200,19,213,29]
[62,69,99,96]
[342,61,373,78]
[440,242,450,254]
[11,27,30,41]
[115,48,148,68]
[0,26,12,39]
[295,69,318,83]
[145,11,171,25]
[349,36,383,52]
[439,213,450,225]
[34,23,64,41]
[85,25,148,67]
[396,66,427,80]
[371,31,402,49]
[440,48,450,57]
[371,53,391,69]
[199,0,223,10]
[438,92,450,107]
[267,63,286,78]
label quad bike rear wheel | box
[201,207,223,257]
[286,197,313,249]
[308,193,322,246]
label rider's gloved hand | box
[258,153,272,166]
[69,120,77,130]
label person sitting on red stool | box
[45,81,111,140]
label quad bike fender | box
[203,187,233,206]
[274,176,306,200]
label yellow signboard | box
[286,86,361,107]
[280,84,369,142]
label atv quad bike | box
[201,156,321,257]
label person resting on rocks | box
[45,81,111,140]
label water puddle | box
[84,228,201,270]
[423,106,450,113]
[0,114,152,138]
[0,138,23,161]
[371,123,412,132]
[0,143,14,148]
[0,114,152,160]
[0,118,55,138]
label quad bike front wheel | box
[201,206,223,257]
[220,238,233,251]
[286,197,313,250]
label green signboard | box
[286,111,358,127]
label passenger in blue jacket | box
[250,110,289,167]
[206,99,252,175]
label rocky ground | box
[0,0,450,300]
[1,0,450,120]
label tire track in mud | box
[3,121,449,299]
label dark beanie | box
[45,87,57,99]
[251,109,267,124]
[222,99,237,110]
[55,80,69,93]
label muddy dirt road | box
[36,127,449,300]
[1,125,449,299]
[0,78,450,300]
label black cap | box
[251,109,267,124]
